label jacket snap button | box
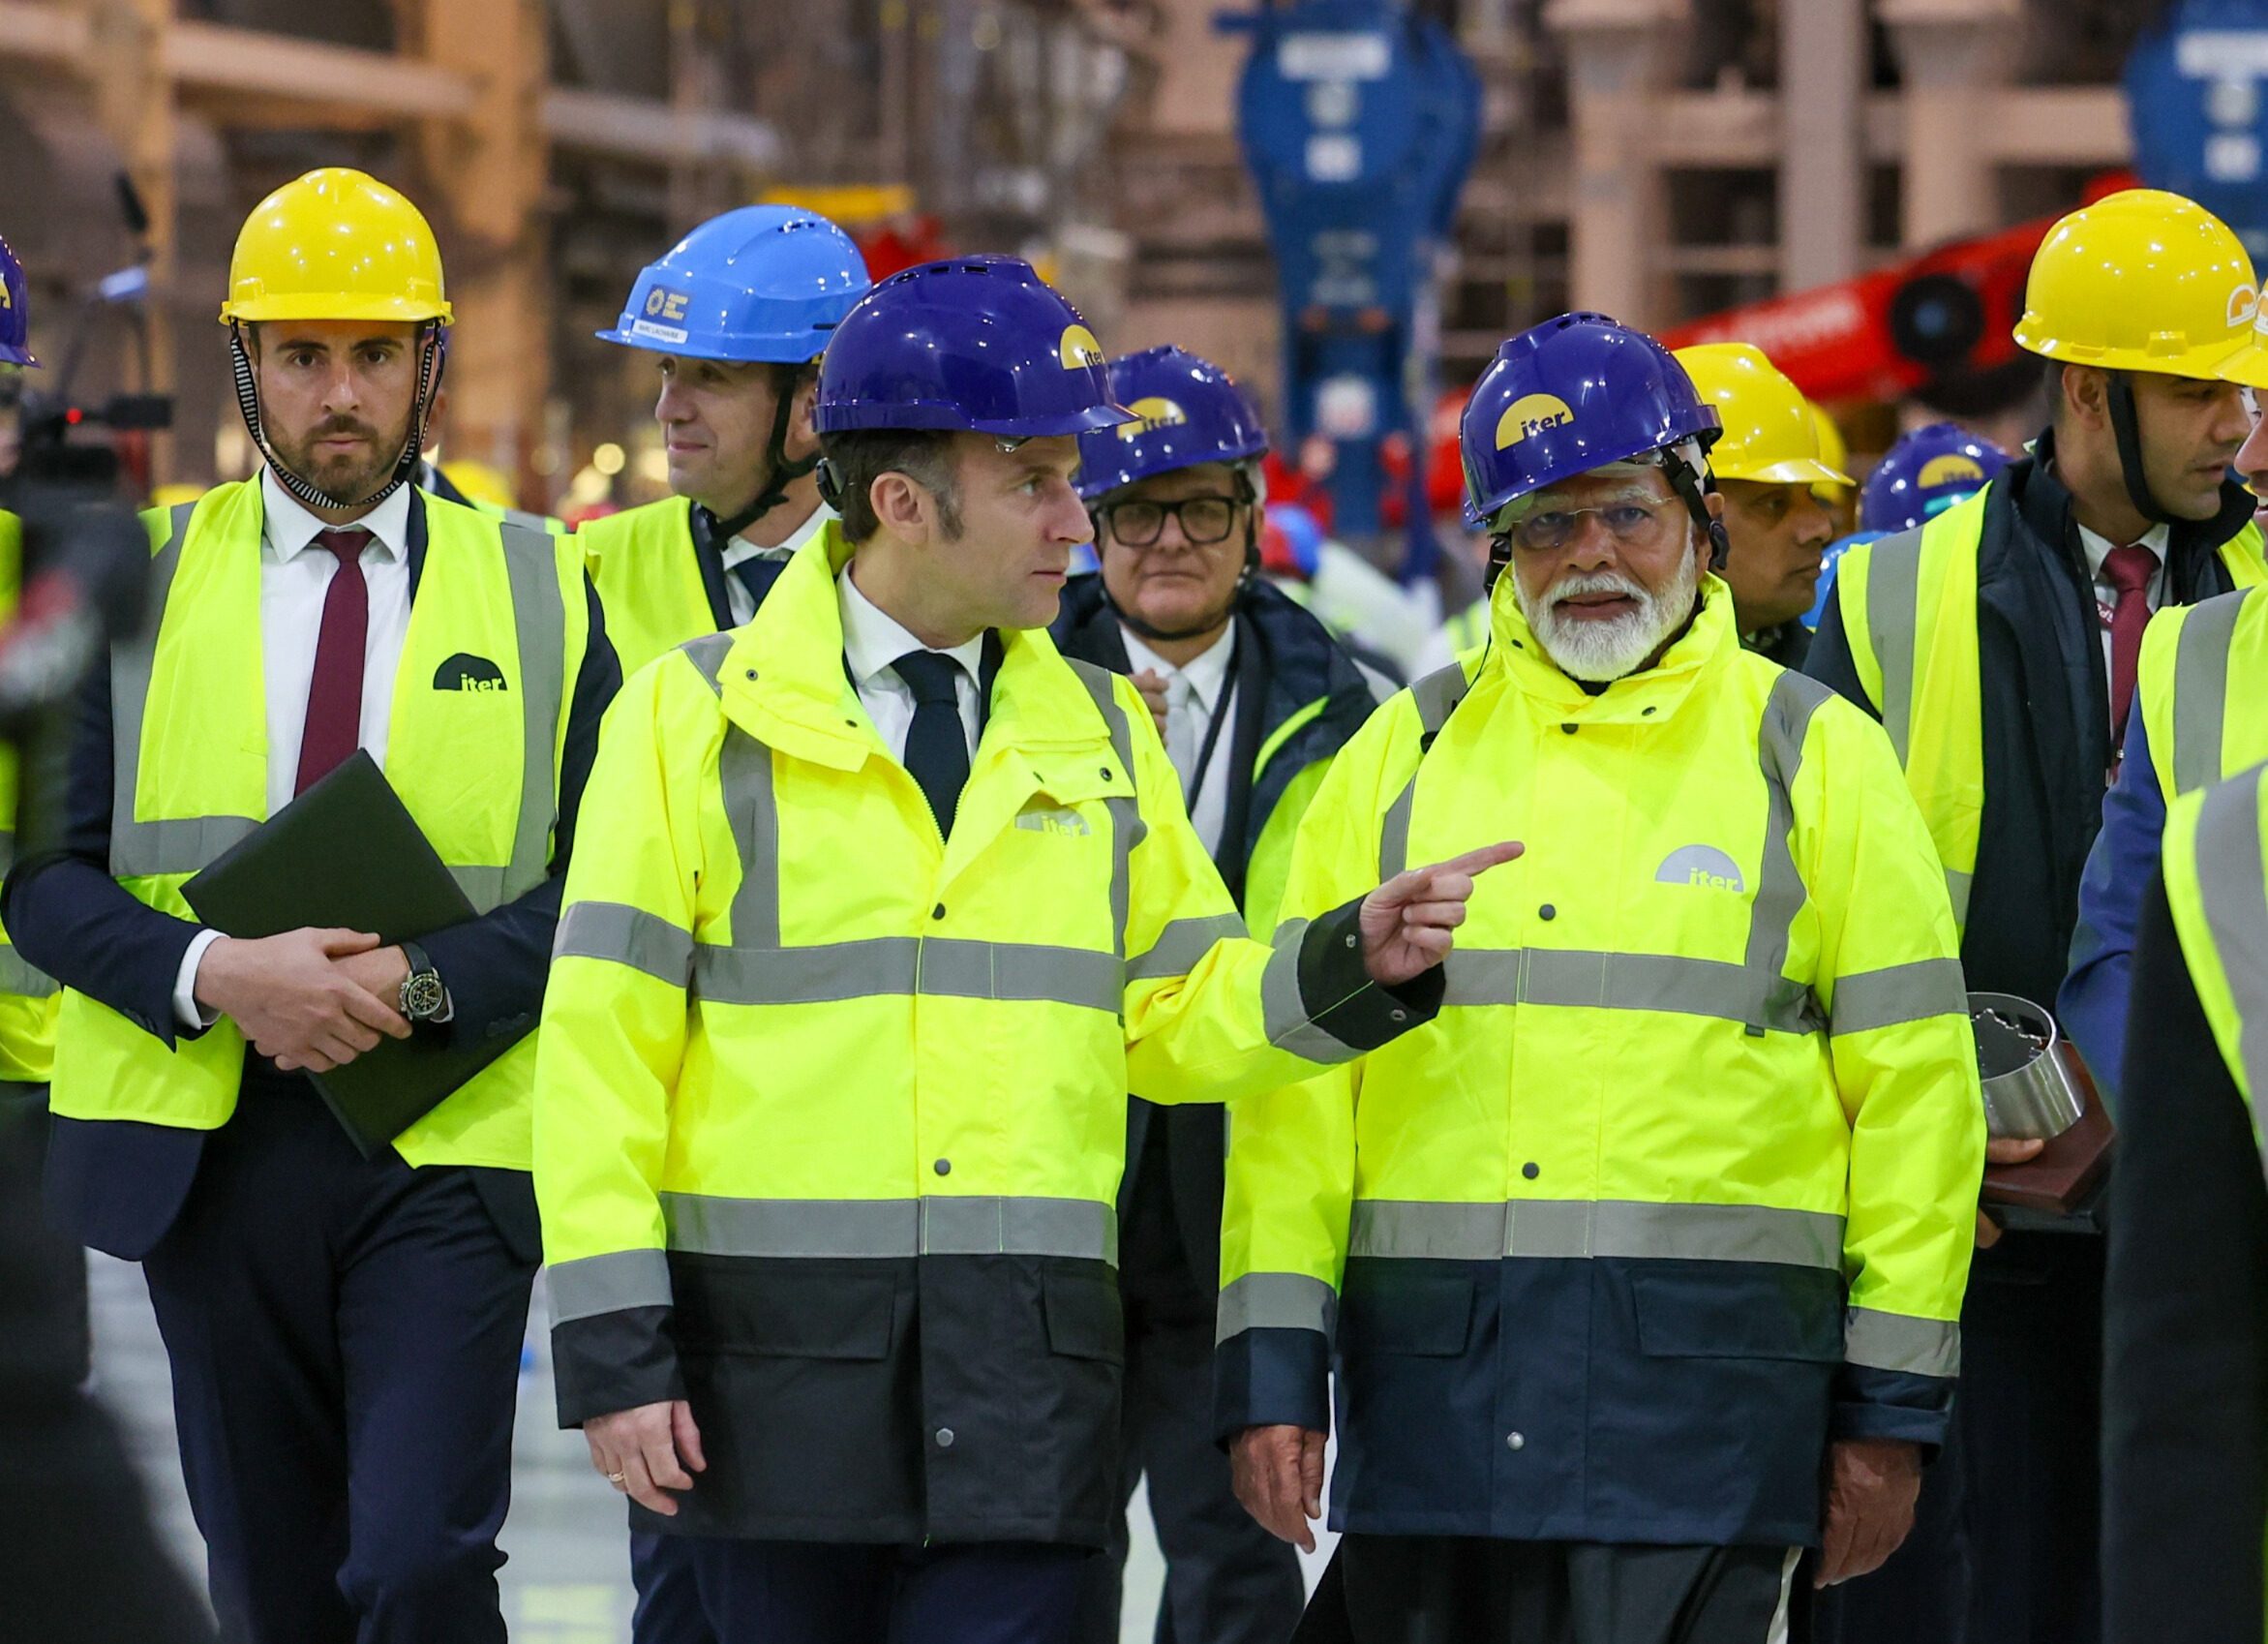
[1523,1162,1540,1180]
[744,668,757,681]
[1100,767,1113,780]
[1346,933,1358,949]
[1506,1432,1526,1451]
[1538,904,1556,921]
[1390,1008,1407,1023]
[1560,722,1577,734]
[932,904,947,920]
[934,1158,951,1176]
[936,1427,955,1448]
[1642,706,1656,716]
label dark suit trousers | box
[634,1528,718,1644]
[138,1081,535,1644]
[1074,1132,1306,1644]
[689,1538,1095,1644]
[1802,1233,2102,1644]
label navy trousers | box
[687,1538,1095,1644]
[635,1528,718,1644]
[139,1081,536,1644]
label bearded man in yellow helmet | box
[1,168,620,1643]
[1802,189,2268,1644]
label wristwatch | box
[398,941,446,1023]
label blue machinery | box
[1227,0,1480,567]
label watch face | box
[402,971,446,1020]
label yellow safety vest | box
[1832,484,2268,931]
[1222,572,1982,1391]
[2165,762,2268,1151]
[578,499,729,682]
[2136,587,2268,800]
[0,511,58,1082]
[535,522,1382,1324]
[47,479,590,1169]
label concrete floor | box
[90,1255,1333,1641]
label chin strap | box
[2106,370,2182,528]
[230,319,443,513]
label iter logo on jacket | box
[434,653,507,692]
[1655,843,1745,893]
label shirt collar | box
[837,559,987,690]
[723,501,835,572]
[259,467,410,564]
[2074,518,2168,581]
[1121,623,1237,715]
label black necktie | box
[892,650,969,837]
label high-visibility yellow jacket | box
[2137,588,2268,801]
[0,511,57,1082]
[1216,571,1984,1547]
[2167,762,2268,1138]
[533,522,1421,1546]
[578,498,717,682]
[1830,483,2268,934]
[45,480,591,1168]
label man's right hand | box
[192,927,412,1073]
[585,1399,707,1516]
[1230,1423,1326,1552]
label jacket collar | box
[1482,562,1740,724]
[717,522,1115,774]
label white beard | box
[1518,552,1701,683]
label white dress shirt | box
[837,562,985,765]
[1123,624,1238,858]
[720,502,835,626]
[2075,518,2169,739]
[174,472,417,1027]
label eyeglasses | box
[1491,496,1682,556]
[1098,495,1243,549]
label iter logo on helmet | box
[1119,396,1191,440]
[1496,393,1576,447]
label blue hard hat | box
[1860,422,2009,535]
[1805,530,1884,630]
[596,205,869,364]
[814,256,1131,439]
[1460,313,1719,524]
[0,234,36,368]
[1074,346,1269,500]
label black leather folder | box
[182,750,519,1155]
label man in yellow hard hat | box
[1675,344,1851,667]
[1803,188,2268,1644]
[2,167,619,1643]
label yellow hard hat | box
[1673,343,1854,486]
[2013,188,2268,388]
[220,167,452,326]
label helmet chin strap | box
[229,320,443,514]
[2106,370,2182,528]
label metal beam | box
[542,85,781,170]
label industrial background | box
[0,0,2196,550]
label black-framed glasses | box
[1097,494,1244,548]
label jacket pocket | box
[675,1261,898,1361]
[1042,1267,1125,1364]
[1339,1265,1475,1357]
[1630,1267,1842,1362]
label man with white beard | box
[1216,313,1983,1644]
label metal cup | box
[1968,991,2085,1142]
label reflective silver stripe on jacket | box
[107,505,566,913]
[1858,524,1969,923]
[1346,1197,1845,1267]
[2192,768,2268,1149]
[659,1192,1117,1264]
[0,829,53,996]
[1381,667,1836,1038]
[666,639,1145,1013]
[1845,1306,1960,1378]
[1215,1271,1338,1344]
[2170,591,2250,795]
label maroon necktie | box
[293,528,370,796]
[2101,542,2159,743]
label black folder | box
[182,750,521,1156]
